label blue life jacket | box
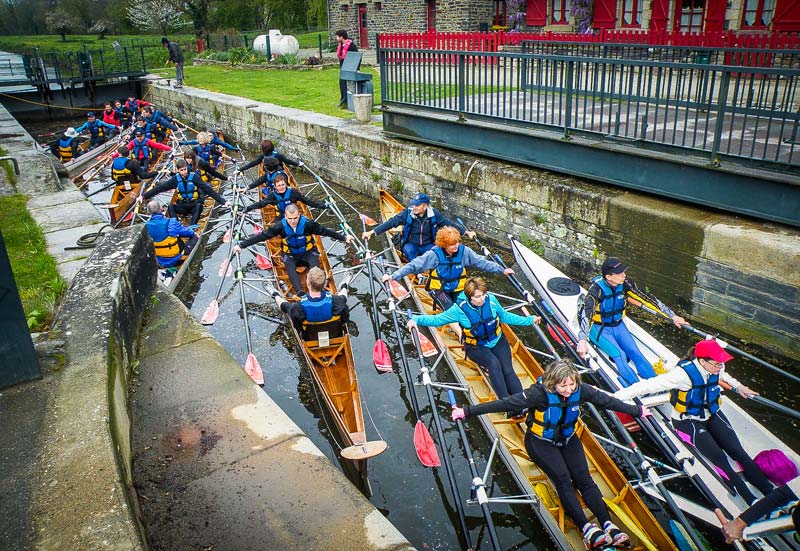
[528,382,582,445]
[401,207,437,245]
[670,359,721,417]
[195,143,217,167]
[428,245,466,292]
[262,169,286,192]
[125,99,139,116]
[300,292,334,324]
[131,139,150,160]
[176,172,200,202]
[272,189,293,214]
[281,215,313,255]
[57,137,75,160]
[111,156,133,182]
[591,275,626,326]
[87,120,104,138]
[457,294,501,346]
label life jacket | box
[401,207,437,246]
[195,143,217,167]
[300,292,339,327]
[272,188,293,214]
[457,294,501,346]
[57,137,75,161]
[131,139,150,160]
[147,215,182,259]
[281,216,314,255]
[591,275,626,326]
[102,110,118,126]
[87,120,105,138]
[125,99,140,116]
[176,172,200,202]
[527,382,582,445]
[670,359,721,417]
[144,119,159,138]
[111,157,134,184]
[336,39,353,61]
[260,150,279,171]
[428,245,466,292]
[262,169,285,191]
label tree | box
[45,8,83,41]
[183,0,211,34]
[89,18,114,39]
[126,0,189,34]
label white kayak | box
[509,236,800,550]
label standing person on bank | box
[162,37,184,89]
[451,359,647,549]
[613,339,773,505]
[577,256,686,386]
[335,30,358,108]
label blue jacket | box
[75,119,116,137]
[145,213,195,268]
[392,244,504,281]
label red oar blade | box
[359,213,378,226]
[388,279,410,301]
[201,299,219,325]
[252,224,262,233]
[417,331,438,357]
[222,228,232,243]
[372,340,393,373]
[218,258,232,277]
[414,421,440,467]
[255,253,272,270]
[244,352,264,385]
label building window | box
[343,4,349,11]
[552,0,570,23]
[622,0,643,26]
[742,0,775,27]
[678,0,704,31]
[375,1,381,9]
[494,0,507,26]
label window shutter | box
[594,0,618,28]
[705,0,726,30]
[774,0,800,30]
[526,0,547,25]
[650,0,669,31]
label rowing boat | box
[378,189,677,551]
[510,237,800,549]
[257,167,385,478]
[64,132,127,179]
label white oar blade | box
[201,299,219,325]
[244,352,264,385]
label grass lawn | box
[0,34,195,55]
[0,195,66,331]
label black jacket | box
[143,172,226,204]
[238,217,345,250]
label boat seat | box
[304,336,348,368]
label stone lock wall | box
[149,86,800,358]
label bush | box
[197,47,267,65]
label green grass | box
[293,30,332,50]
[0,195,66,331]
[0,34,195,55]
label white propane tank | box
[253,30,300,57]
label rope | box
[0,91,99,111]
[64,224,113,250]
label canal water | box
[35,117,800,550]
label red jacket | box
[102,109,120,126]
[126,138,170,159]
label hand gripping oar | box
[447,390,502,551]
[408,316,474,551]
[717,380,800,421]
[233,248,264,385]
[629,299,800,385]
[378,259,440,467]
[362,217,392,373]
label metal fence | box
[378,47,800,168]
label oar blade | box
[200,299,219,325]
[359,213,378,226]
[252,223,262,233]
[222,228,232,243]
[372,340,393,373]
[417,331,438,357]
[218,258,232,277]
[388,279,410,301]
[414,421,441,467]
[244,352,264,385]
[255,253,273,270]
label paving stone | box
[29,199,104,233]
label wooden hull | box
[378,189,677,551]
[66,132,128,180]
[258,168,368,473]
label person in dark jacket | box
[141,106,178,141]
[243,173,325,219]
[145,200,198,269]
[183,149,228,183]
[335,29,358,107]
[232,203,354,296]
[715,479,800,544]
[244,156,287,194]
[162,36,184,88]
[451,358,648,549]
[111,145,158,190]
[141,158,228,224]
[362,192,475,261]
[238,139,300,173]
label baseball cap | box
[601,257,628,276]
[695,340,734,363]
[409,192,430,206]
[133,129,145,136]
[87,111,95,117]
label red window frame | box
[674,0,705,31]
[622,0,643,26]
[741,0,775,28]
[552,0,570,24]
[494,0,507,26]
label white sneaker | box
[582,523,613,550]
[603,521,631,547]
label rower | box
[243,173,325,219]
[126,128,171,171]
[54,127,80,162]
[451,359,646,549]
[75,112,117,149]
[716,479,800,544]
[577,256,686,386]
[113,100,131,128]
[271,266,351,340]
[101,102,120,127]
[237,139,300,174]
[407,276,540,404]
[383,226,512,311]
[144,199,199,270]
[181,130,238,168]
[111,145,157,190]
[141,158,228,225]
[123,95,150,120]
[232,203,354,296]
[141,106,177,141]
[182,149,228,183]
[362,192,475,261]
[243,156,286,194]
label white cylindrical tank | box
[253,30,300,57]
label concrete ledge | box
[133,289,415,551]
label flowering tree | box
[506,0,526,31]
[45,9,83,41]
[126,0,189,35]
[570,0,594,33]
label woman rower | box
[407,277,539,409]
[613,339,774,505]
[183,149,228,183]
[452,359,646,549]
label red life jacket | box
[102,109,119,126]
[336,39,353,61]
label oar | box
[408,319,473,550]
[377,259,439,467]
[362,217,392,373]
[629,299,800,385]
[718,380,800,421]
[233,249,264,385]
[201,197,247,325]
[85,179,118,198]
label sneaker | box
[603,521,631,547]
[582,523,612,550]
[174,84,183,89]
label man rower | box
[362,192,475,261]
[232,203,354,297]
[144,199,199,270]
[101,102,121,127]
[577,256,686,386]
[111,145,157,190]
[141,158,228,225]
[141,106,178,141]
[238,139,300,173]
[75,112,116,149]
[53,127,81,162]
[126,128,171,171]
[243,173,325,219]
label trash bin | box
[353,94,373,122]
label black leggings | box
[465,336,523,400]
[283,250,320,293]
[169,201,203,225]
[525,432,609,528]
[673,411,773,504]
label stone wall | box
[148,85,800,358]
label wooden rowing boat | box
[510,237,800,550]
[257,167,385,478]
[64,132,126,179]
[378,189,677,551]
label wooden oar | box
[362,217,392,374]
[408,320,473,550]
[234,249,264,385]
[85,180,118,198]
